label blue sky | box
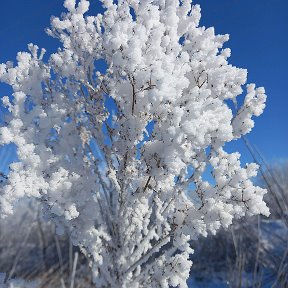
[0,0,287,173]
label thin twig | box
[70,252,79,288]
[55,235,64,276]
[143,176,152,192]
[8,219,33,280]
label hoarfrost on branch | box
[0,0,269,287]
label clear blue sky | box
[0,0,287,173]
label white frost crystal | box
[0,0,268,287]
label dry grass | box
[0,200,93,288]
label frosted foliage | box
[0,0,269,287]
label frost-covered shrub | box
[0,0,269,287]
